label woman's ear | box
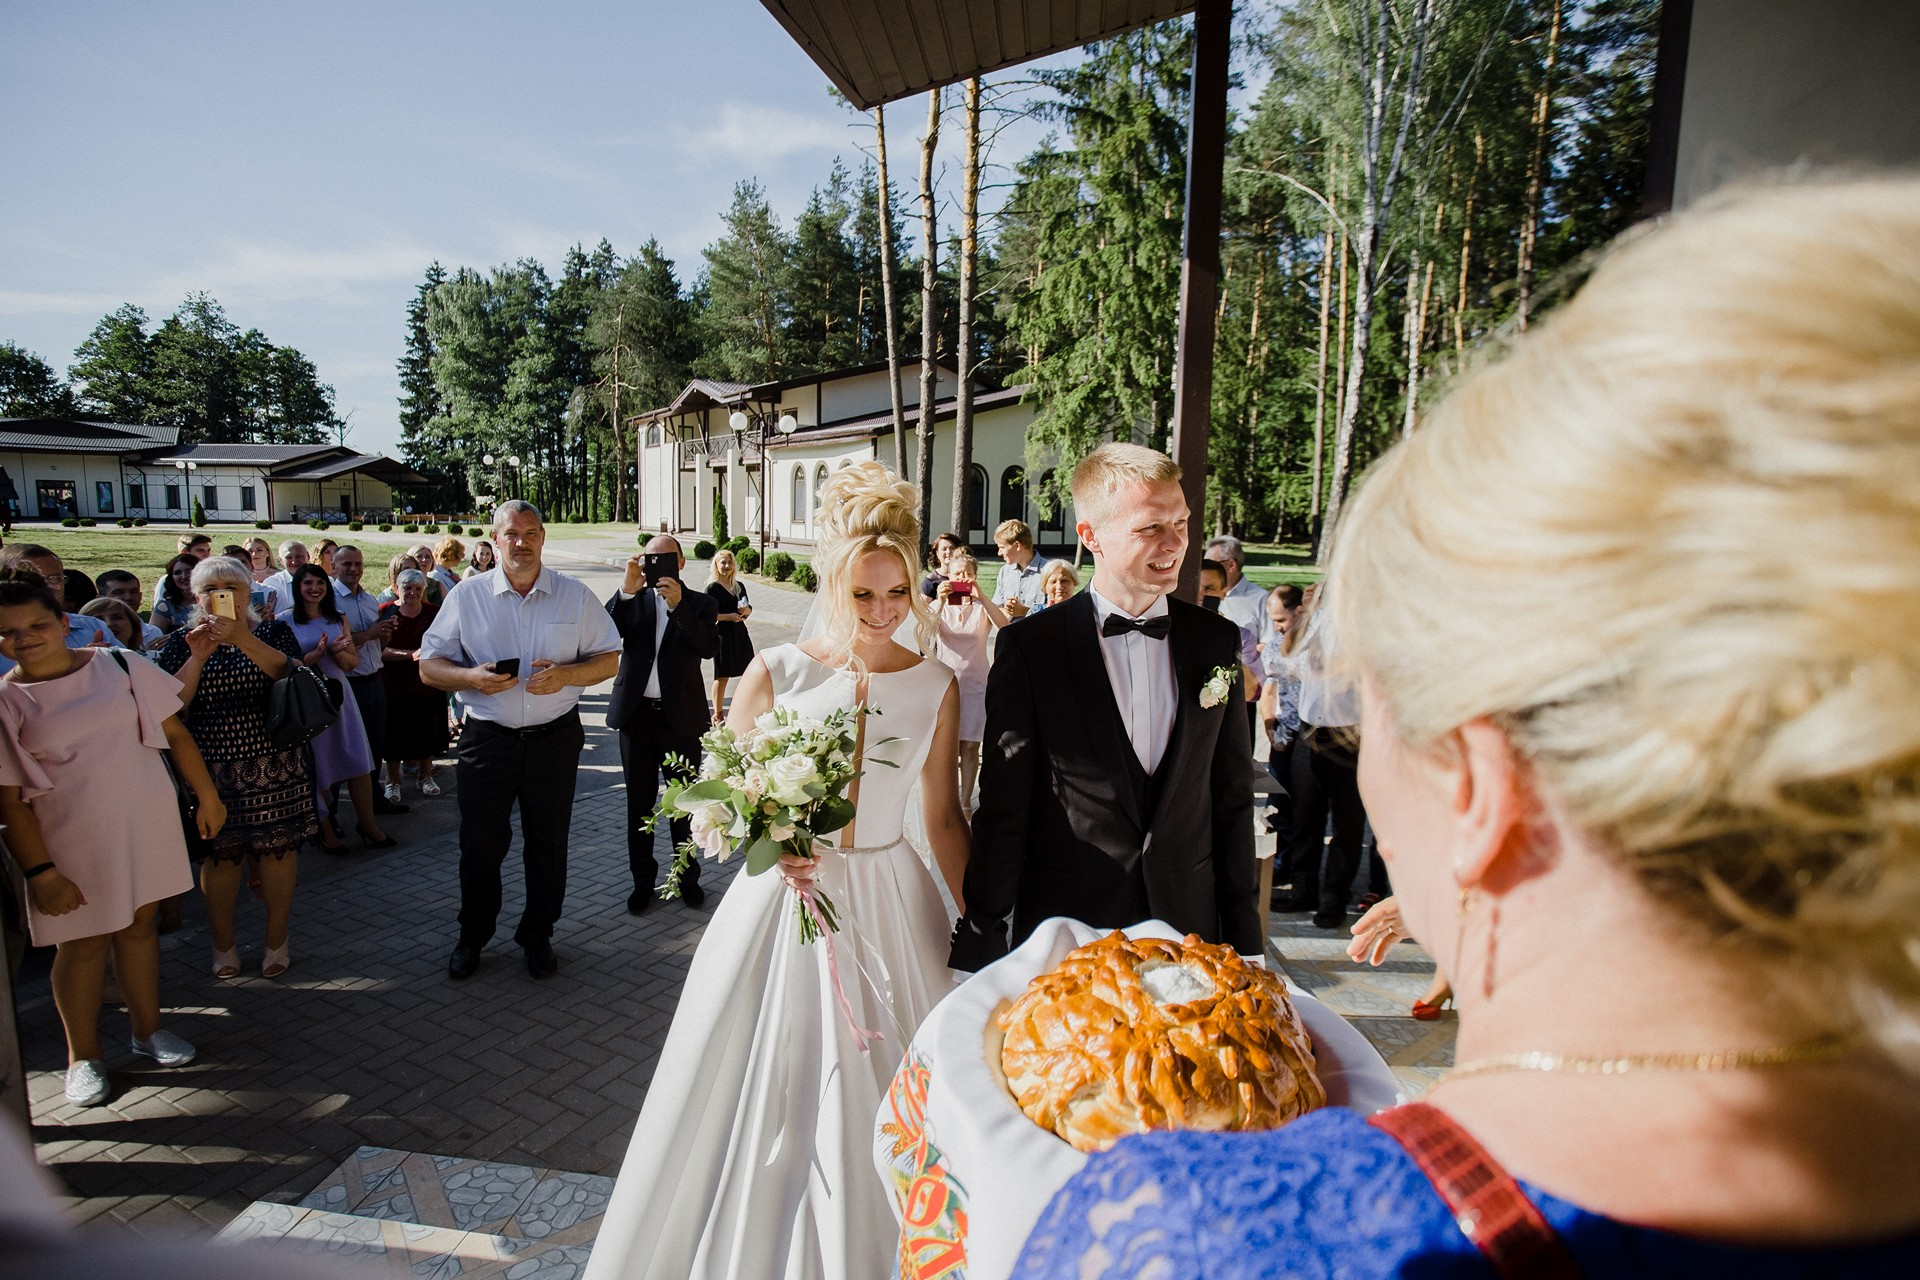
[1448,718,1529,891]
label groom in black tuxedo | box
[951,443,1259,970]
[608,535,718,914]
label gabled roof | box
[270,453,434,486]
[634,379,755,424]
[0,418,181,454]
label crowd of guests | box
[2,529,477,1104]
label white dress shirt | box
[1089,587,1176,774]
[263,568,298,618]
[614,587,673,698]
[332,580,386,674]
[1219,574,1271,649]
[993,554,1054,613]
[419,565,621,728]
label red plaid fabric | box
[1370,1102,1582,1279]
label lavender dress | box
[286,615,374,799]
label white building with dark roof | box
[632,362,1066,555]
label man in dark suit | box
[608,535,719,914]
[951,443,1259,970]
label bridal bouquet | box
[658,705,892,944]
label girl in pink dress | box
[934,552,1011,807]
[0,567,226,1107]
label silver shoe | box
[130,1029,197,1068]
[65,1059,110,1106]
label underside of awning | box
[757,0,1197,109]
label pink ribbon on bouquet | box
[795,882,883,1054]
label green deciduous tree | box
[0,342,79,417]
[68,304,154,423]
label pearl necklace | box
[1446,1033,1853,1083]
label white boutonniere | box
[1198,664,1236,709]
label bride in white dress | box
[587,462,971,1280]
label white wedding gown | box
[586,644,958,1280]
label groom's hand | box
[948,913,1009,973]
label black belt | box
[468,709,580,739]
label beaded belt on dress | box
[817,841,894,856]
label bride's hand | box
[776,852,819,891]
[1347,895,1407,966]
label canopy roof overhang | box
[756,0,1198,110]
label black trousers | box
[455,711,585,948]
[1285,725,1367,914]
[619,700,703,892]
[347,673,387,764]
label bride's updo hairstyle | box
[812,461,936,668]
[1326,177,1920,1062]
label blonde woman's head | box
[812,461,934,666]
[1326,175,1920,1062]
[712,549,738,580]
[435,535,465,567]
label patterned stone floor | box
[1266,910,1457,1098]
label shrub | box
[793,562,819,592]
[422,522,440,534]
[133,517,147,526]
[712,488,728,543]
[348,520,364,531]
[189,498,207,527]
[468,526,483,537]
[61,517,79,527]
[378,522,393,532]
[78,517,96,526]
[693,539,717,561]
[724,535,751,555]
[736,547,761,574]
[117,518,134,528]
[766,551,795,582]
[254,519,272,529]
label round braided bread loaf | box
[996,931,1327,1153]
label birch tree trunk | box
[1318,0,1439,562]
[874,104,908,474]
[1310,222,1333,523]
[1516,0,1564,331]
[1454,130,1484,356]
[950,78,981,537]
[914,88,942,554]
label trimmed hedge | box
[792,562,819,592]
[254,519,273,529]
[78,517,96,526]
[117,518,135,528]
[60,517,79,527]
[468,526,483,537]
[724,535,751,554]
[422,522,440,534]
[736,547,761,574]
[308,519,332,530]
[765,551,795,582]
[378,523,393,532]
[693,539,717,561]
[133,517,147,526]
[347,520,364,531]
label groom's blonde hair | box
[1071,442,1182,531]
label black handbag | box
[266,662,342,750]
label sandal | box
[262,942,291,979]
[211,945,241,980]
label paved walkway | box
[19,559,1450,1238]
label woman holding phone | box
[934,552,1008,807]
[155,556,316,978]
[285,564,392,852]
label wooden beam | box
[1169,0,1229,602]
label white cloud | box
[147,239,441,309]
[687,101,857,164]
[0,288,135,318]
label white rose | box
[699,754,726,781]
[740,768,770,801]
[765,754,821,807]
[689,802,733,861]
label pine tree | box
[698,181,791,383]
[398,263,452,500]
[590,240,696,522]
[787,162,865,374]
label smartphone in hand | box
[206,588,239,619]
[490,657,521,678]
[642,552,679,587]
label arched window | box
[1037,469,1065,536]
[998,466,1026,526]
[790,464,807,525]
[965,464,988,537]
[813,463,829,515]
[646,424,662,447]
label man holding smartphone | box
[606,535,718,914]
[420,501,622,981]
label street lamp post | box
[173,459,198,521]
[729,408,798,551]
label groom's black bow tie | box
[1102,613,1172,640]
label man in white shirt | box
[952,443,1257,970]
[1204,534,1271,648]
[421,501,622,982]
[990,519,1053,619]
[262,539,310,617]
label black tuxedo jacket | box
[605,582,718,737]
[950,590,1259,970]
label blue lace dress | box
[1013,1107,1920,1279]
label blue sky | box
[1,0,1090,455]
